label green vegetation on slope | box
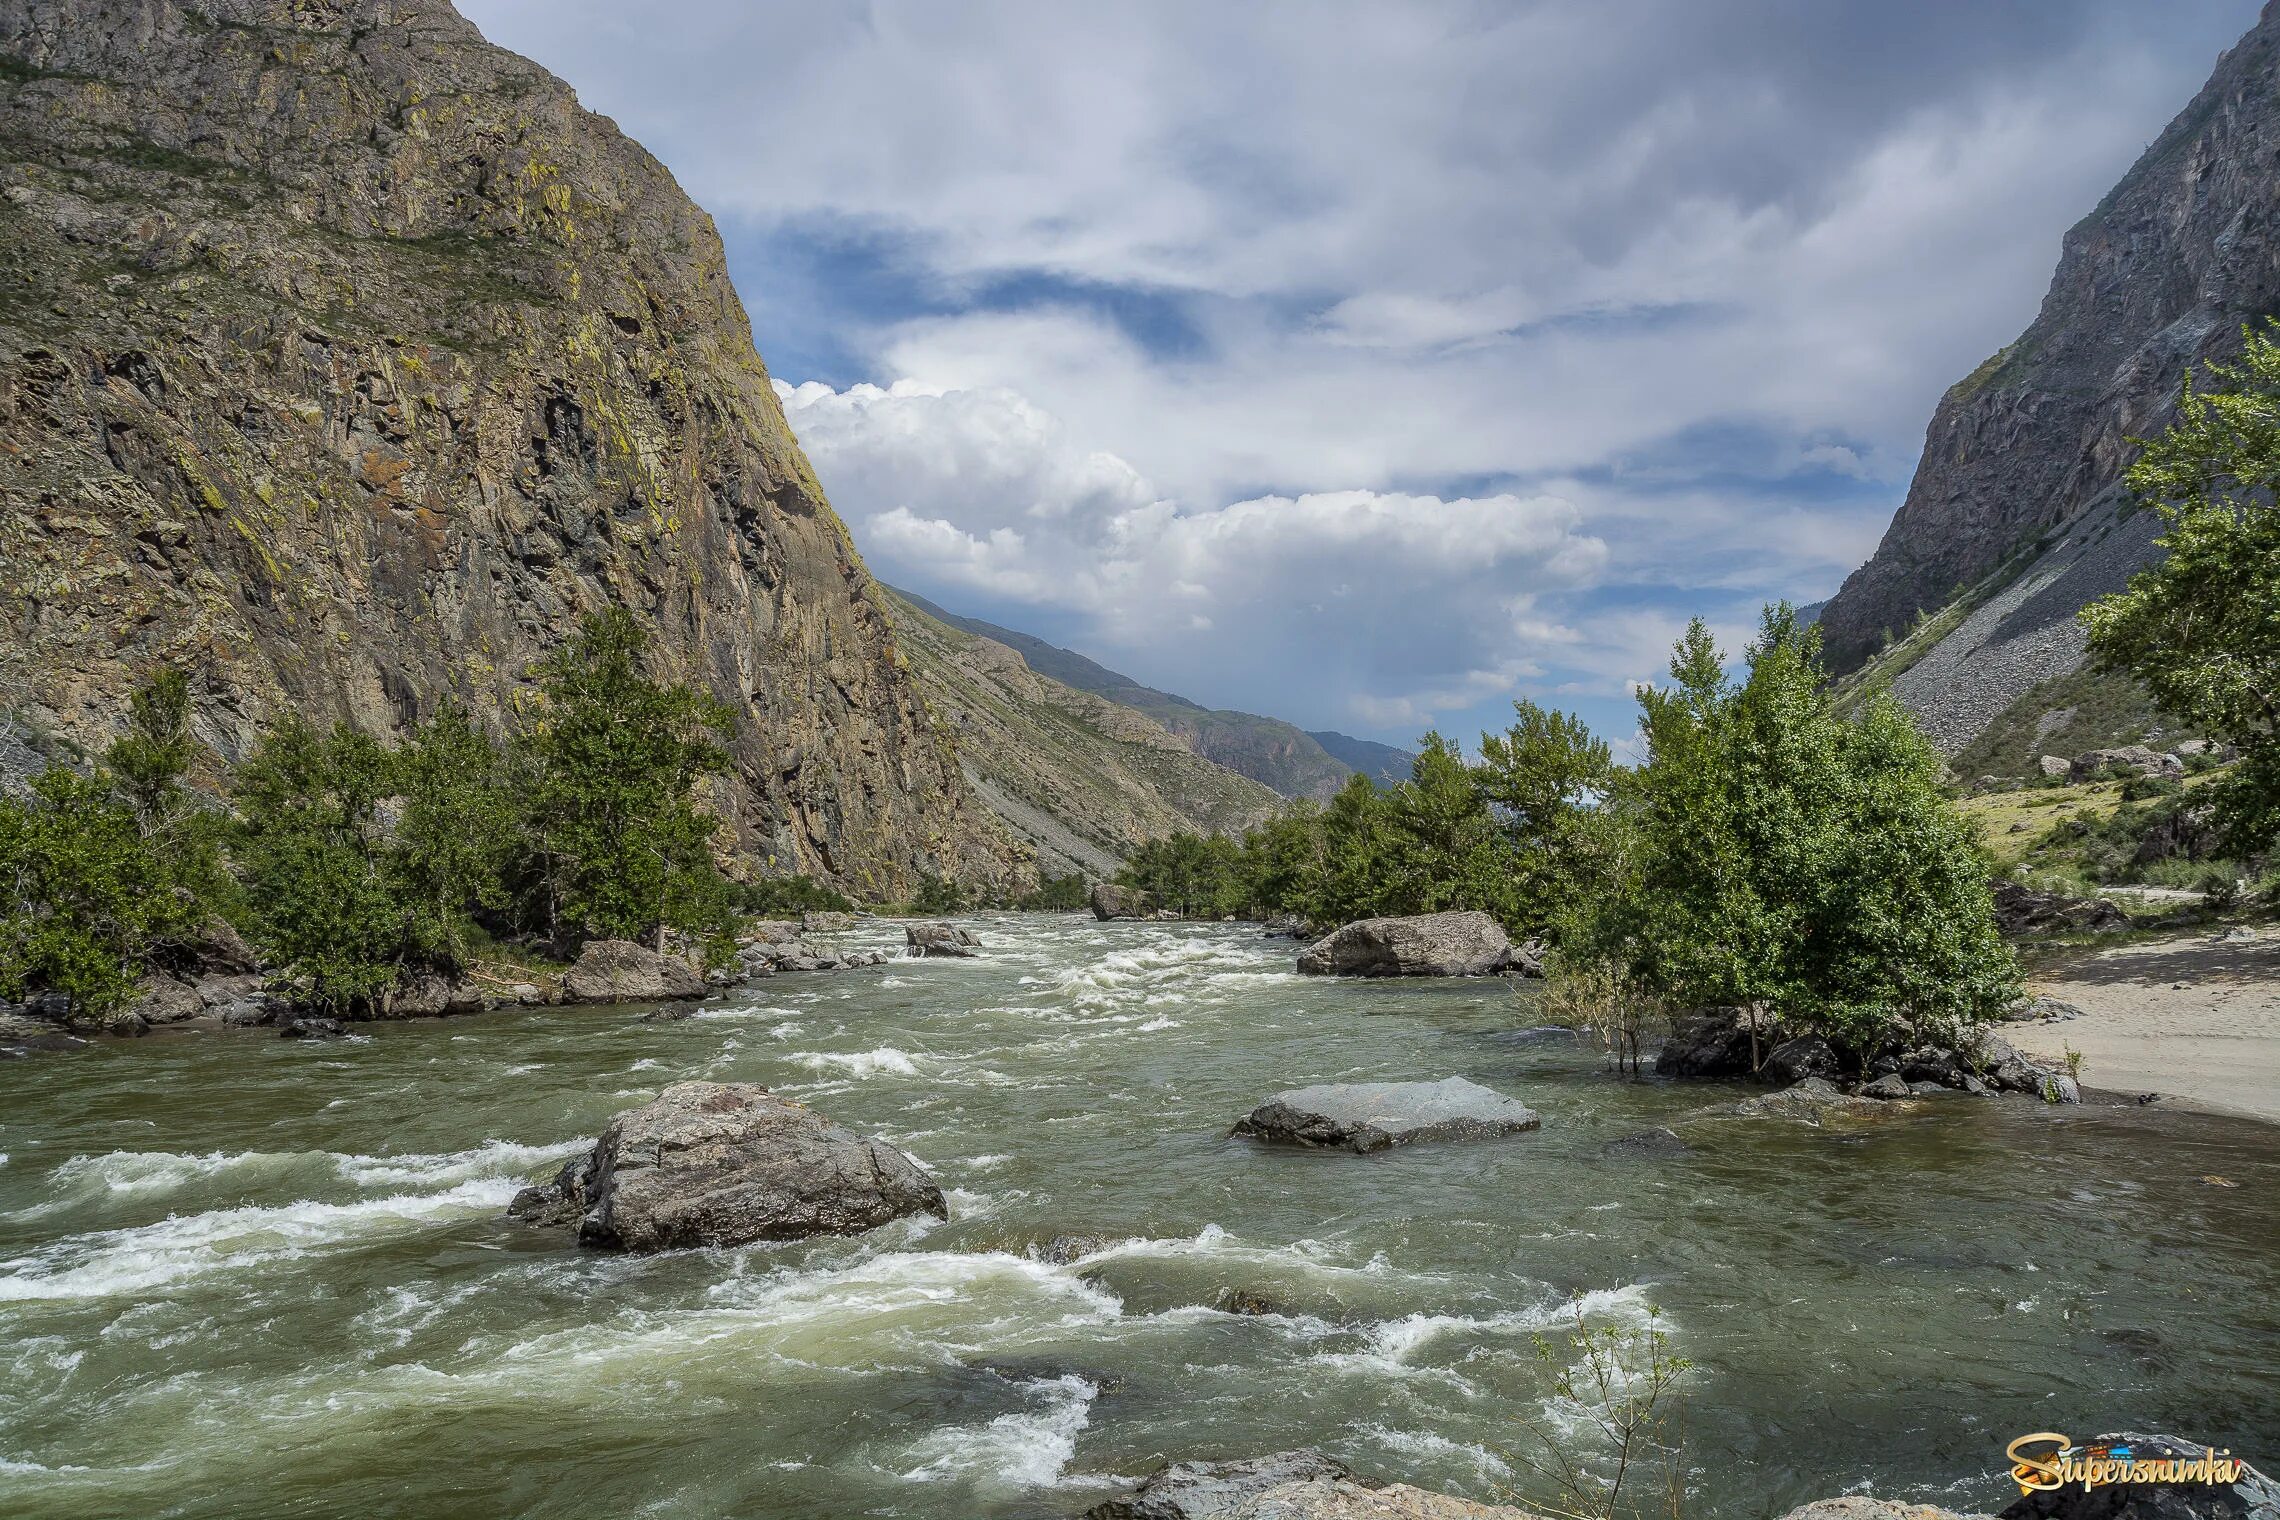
[1,610,748,1017]
[2084,321,2280,858]
[881,589,1284,878]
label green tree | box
[391,706,522,966]
[1382,731,1514,919]
[2083,320,2280,853]
[1475,700,1617,935]
[0,766,197,1014]
[106,667,196,836]
[231,718,408,1011]
[1296,773,1400,927]
[1607,608,2016,1059]
[519,609,736,950]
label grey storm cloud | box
[459,0,2258,743]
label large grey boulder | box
[561,939,707,1003]
[905,921,979,957]
[1091,882,1151,920]
[1085,1451,1549,1519]
[1233,1077,1541,1152]
[2070,745,2183,782]
[124,973,206,1027]
[1996,1432,2275,1520]
[1990,881,2129,937]
[1295,911,1515,977]
[509,1081,946,1251]
[801,910,855,933]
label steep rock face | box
[884,587,1281,878]
[1819,6,2280,680]
[0,0,1015,896]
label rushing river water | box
[3,916,2277,1519]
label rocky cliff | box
[1818,5,2280,740]
[883,589,1283,879]
[0,0,1017,896]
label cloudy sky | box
[463,0,2258,749]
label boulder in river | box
[561,939,707,1003]
[1091,882,1151,920]
[1233,1077,1541,1152]
[905,921,979,957]
[509,1080,947,1251]
[1084,1451,1546,1519]
[1995,1432,2276,1520]
[1295,910,1517,977]
[801,910,855,933]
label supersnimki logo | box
[2006,1434,2247,1495]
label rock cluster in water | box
[510,1081,946,1251]
[1234,1077,1541,1152]
[904,921,981,957]
[1657,1008,2080,1105]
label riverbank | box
[2015,929,2280,1124]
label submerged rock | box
[1084,1451,1548,1519]
[1233,1077,1541,1152]
[1604,1126,1694,1159]
[1295,911,1516,977]
[510,1081,946,1251]
[1727,1077,1910,1126]
[1092,883,1152,920]
[905,921,979,957]
[561,940,707,1004]
[278,1017,348,1040]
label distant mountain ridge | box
[879,590,1284,878]
[884,586,1413,799]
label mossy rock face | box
[0,0,1020,899]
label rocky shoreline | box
[0,911,917,1055]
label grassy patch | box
[1948,665,2192,780]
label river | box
[2,916,2275,1518]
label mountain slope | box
[881,590,1283,878]
[0,0,1015,896]
[1303,730,1412,788]
[1815,4,2280,759]
[885,586,1411,799]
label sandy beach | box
[2014,930,2280,1124]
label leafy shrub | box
[737,875,854,915]
[1014,873,1090,911]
